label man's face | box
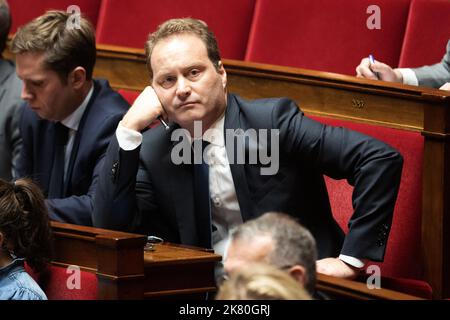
[224,235,274,276]
[16,52,76,121]
[151,34,227,134]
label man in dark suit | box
[11,11,129,225]
[93,18,403,278]
[0,0,22,181]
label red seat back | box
[398,0,450,68]
[309,116,424,280]
[245,0,411,75]
[117,89,160,128]
[96,0,256,60]
[8,0,102,33]
[117,89,139,106]
[25,263,98,300]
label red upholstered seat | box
[398,0,450,68]
[96,0,256,60]
[7,0,102,33]
[245,0,411,75]
[309,115,430,297]
[25,263,98,300]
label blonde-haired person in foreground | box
[216,263,311,300]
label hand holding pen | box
[356,55,403,83]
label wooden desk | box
[144,243,221,298]
[51,222,220,299]
[51,221,146,299]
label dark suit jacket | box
[0,59,23,180]
[93,93,403,261]
[18,79,129,225]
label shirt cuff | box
[397,68,419,86]
[339,254,367,269]
[116,121,143,151]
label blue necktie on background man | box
[48,122,68,198]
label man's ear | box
[0,232,4,248]
[217,61,227,89]
[69,67,87,90]
[288,265,307,286]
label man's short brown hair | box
[145,18,221,80]
[0,0,11,54]
[10,10,96,81]
[230,212,318,295]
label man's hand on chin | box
[316,257,361,279]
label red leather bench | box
[245,0,411,75]
[96,0,256,60]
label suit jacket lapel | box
[224,94,257,221]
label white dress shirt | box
[397,68,419,86]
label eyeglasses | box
[144,235,164,252]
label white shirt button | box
[213,196,222,207]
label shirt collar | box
[0,257,25,275]
[61,84,94,131]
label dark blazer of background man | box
[94,18,403,278]
[11,11,128,225]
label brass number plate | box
[352,99,365,109]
